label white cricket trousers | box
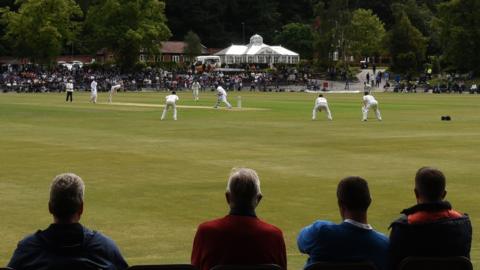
[193,88,199,101]
[313,103,332,120]
[90,93,97,103]
[363,101,382,121]
[161,102,177,120]
[215,96,232,108]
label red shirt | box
[191,215,287,270]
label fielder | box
[65,79,74,102]
[214,85,232,109]
[161,91,179,120]
[90,78,98,104]
[192,80,201,101]
[108,79,122,103]
[312,94,332,120]
[362,91,382,121]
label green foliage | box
[84,0,171,70]
[183,31,202,64]
[387,12,427,73]
[2,0,82,64]
[347,9,386,58]
[438,0,480,74]
[274,23,314,60]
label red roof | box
[161,41,208,54]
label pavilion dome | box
[249,34,264,46]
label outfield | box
[0,91,479,269]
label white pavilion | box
[215,34,300,65]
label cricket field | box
[0,91,479,269]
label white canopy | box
[215,34,300,65]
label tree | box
[274,23,314,59]
[347,9,386,59]
[387,12,427,73]
[312,0,351,67]
[438,0,480,73]
[84,0,171,69]
[183,31,202,64]
[2,0,82,64]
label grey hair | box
[226,168,262,207]
[49,173,85,220]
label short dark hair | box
[415,167,446,202]
[337,176,371,212]
[172,91,176,94]
[319,94,323,97]
[364,91,369,95]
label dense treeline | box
[0,0,479,75]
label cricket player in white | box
[362,91,382,121]
[161,91,179,120]
[312,94,332,120]
[65,79,74,102]
[90,79,98,104]
[214,85,232,109]
[108,79,122,103]
[192,81,201,101]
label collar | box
[344,219,373,230]
[401,201,452,215]
[229,208,257,217]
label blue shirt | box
[298,220,389,270]
[8,223,128,270]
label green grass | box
[0,91,479,269]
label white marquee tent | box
[215,34,300,65]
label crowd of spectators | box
[4,167,472,270]
[0,65,313,93]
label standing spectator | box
[8,173,128,270]
[191,168,287,270]
[298,176,389,270]
[389,167,472,269]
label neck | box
[343,211,368,224]
[53,216,80,224]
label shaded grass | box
[0,92,479,269]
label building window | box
[172,55,180,62]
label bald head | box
[226,168,262,210]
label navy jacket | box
[8,223,128,270]
[389,201,472,269]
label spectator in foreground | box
[389,167,472,268]
[8,173,128,270]
[297,176,389,270]
[191,168,287,270]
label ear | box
[78,202,84,217]
[225,192,231,205]
[442,190,447,199]
[256,194,263,205]
[48,201,53,215]
[414,188,420,199]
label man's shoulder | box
[83,227,120,250]
[15,231,44,249]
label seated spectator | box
[297,176,389,270]
[191,168,287,270]
[8,173,128,270]
[389,167,472,268]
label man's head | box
[172,91,176,95]
[318,94,323,97]
[337,176,371,219]
[225,168,262,210]
[364,91,369,95]
[48,173,85,223]
[414,167,447,203]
